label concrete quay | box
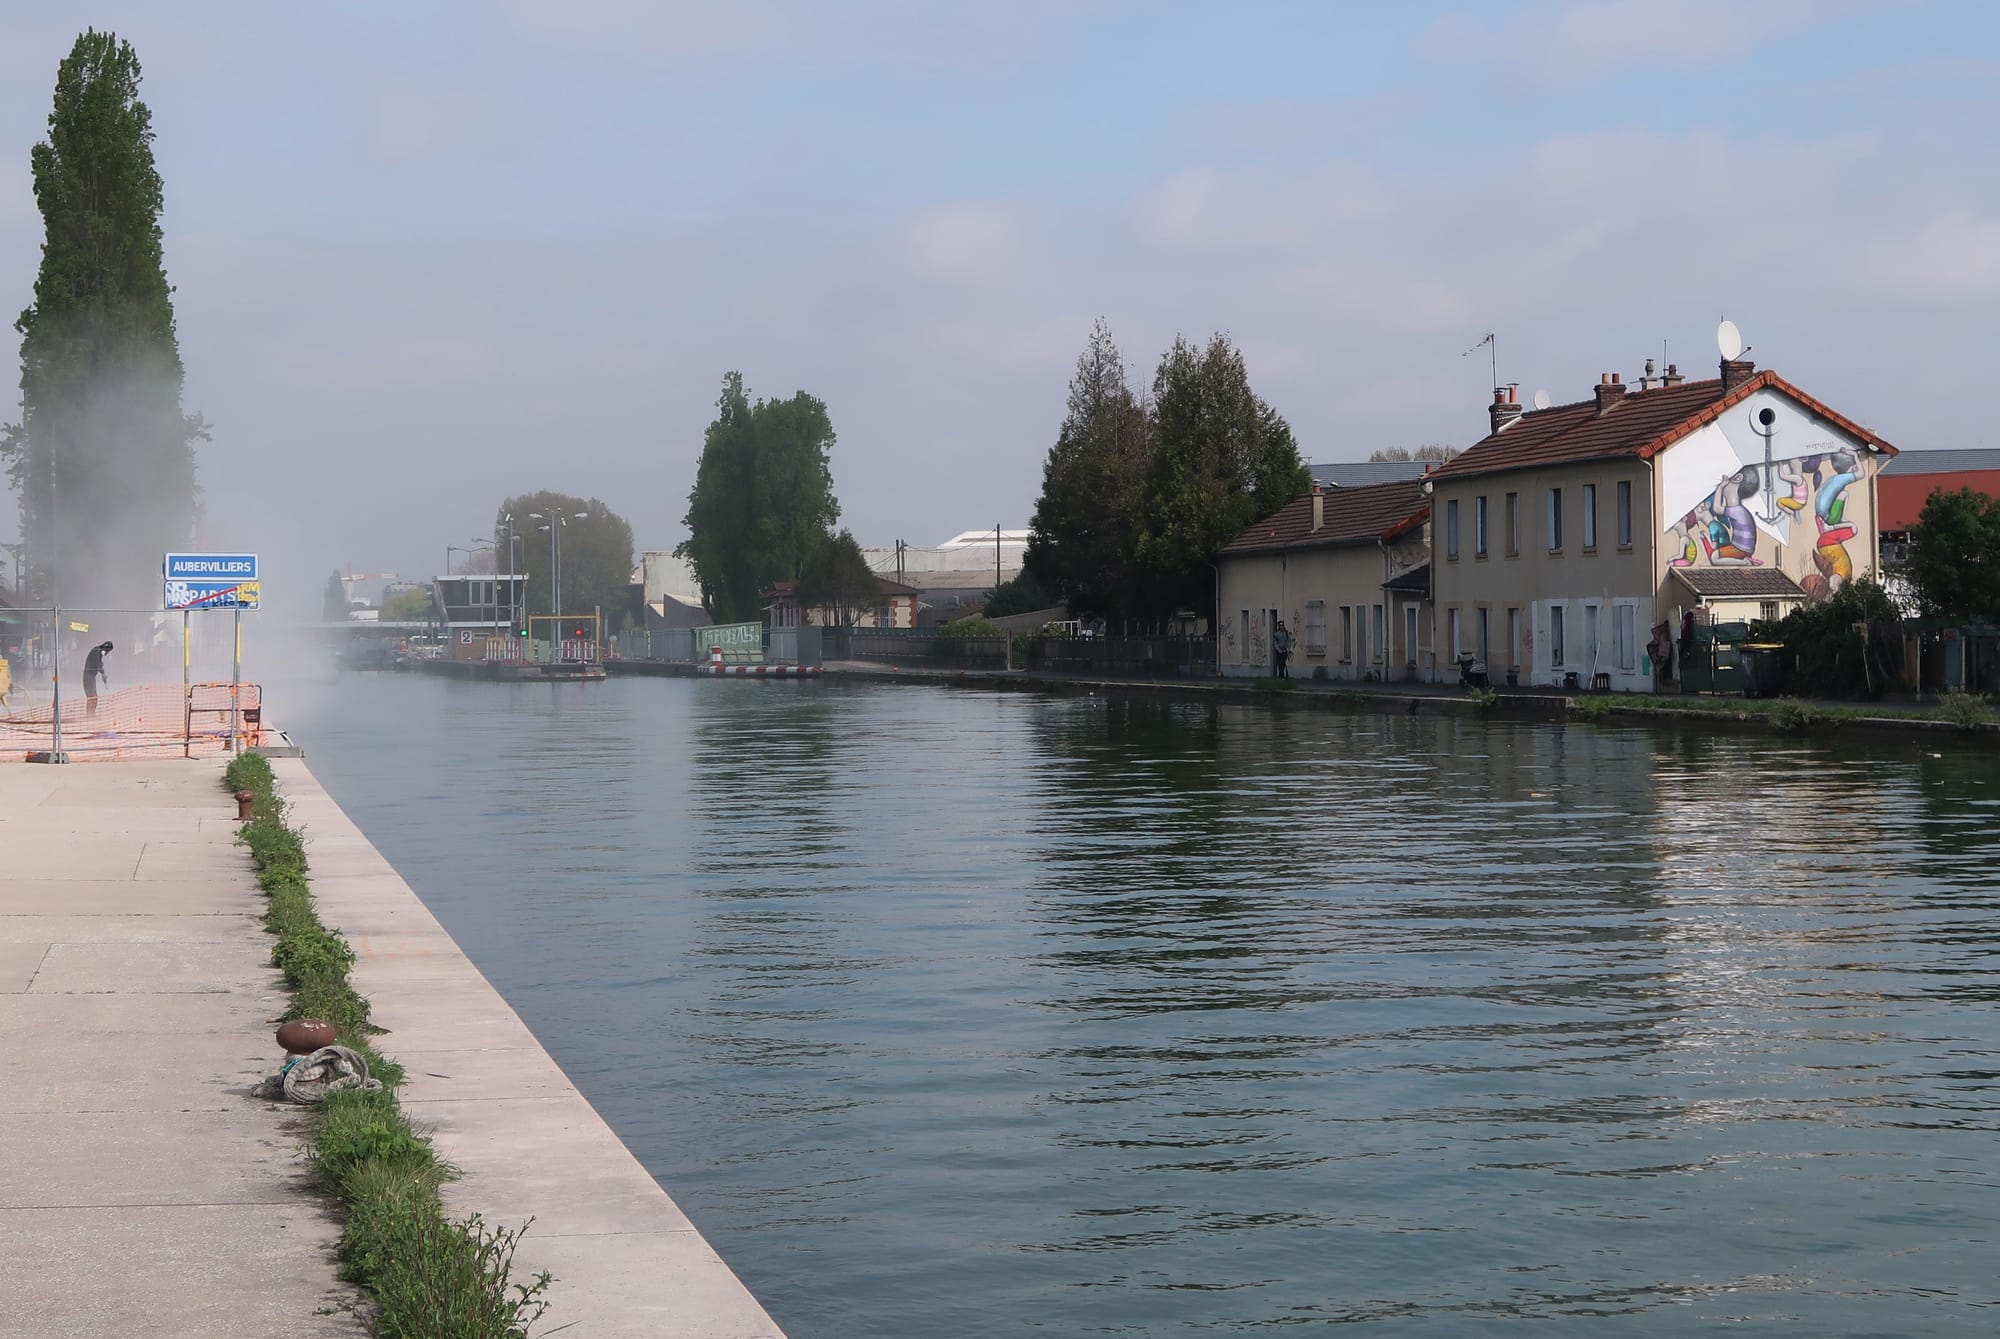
[275,757,789,1338]
[0,759,364,1337]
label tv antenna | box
[1464,332,1496,389]
[1717,319,1743,361]
[1532,388,1552,411]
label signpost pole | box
[182,610,191,759]
[49,602,62,762]
[229,607,241,755]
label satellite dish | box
[1717,319,1743,361]
[1532,388,1552,411]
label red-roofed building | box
[1430,358,1897,690]
[1216,478,1431,679]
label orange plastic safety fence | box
[0,682,263,761]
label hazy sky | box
[0,1,1994,609]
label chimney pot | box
[1594,373,1628,416]
[1662,362,1684,387]
[1311,484,1324,533]
[1489,387,1524,435]
[1720,357,1757,394]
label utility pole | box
[995,524,1001,592]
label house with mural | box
[1427,357,1899,691]
[1216,478,1431,679]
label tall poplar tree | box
[1133,333,1308,618]
[677,372,841,622]
[5,30,203,607]
[1023,320,1150,620]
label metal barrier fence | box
[1026,635,1215,678]
[0,606,264,761]
[824,627,1009,670]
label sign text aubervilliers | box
[163,552,261,611]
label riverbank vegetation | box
[225,752,555,1338]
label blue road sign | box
[164,552,261,610]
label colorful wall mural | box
[1658,390,1874,602]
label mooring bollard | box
[234,788,256,821]
[711,645,723,671]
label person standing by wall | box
[83,640,112,717]
[1272,620,1294,679]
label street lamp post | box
[530,510,590,657]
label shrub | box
[1938,689,1992,732]
[1775,578,1903,699]
[1769,698,1817,734]
[1468,687,1498,712]
[1569,695,1613,721]
[938,614,1003,638]
[1310,665,1328,681]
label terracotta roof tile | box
[1221,479,1429,555]
[1428,369,1899,483]
[1672,568,1806,600]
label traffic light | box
[572,626,587,638]
[518,626,529,637]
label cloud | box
[289,334,500,391]
[907,203,1024,284]
[1425,0,1858,83]
[1867,210,2000,304]
[364,84,489,164]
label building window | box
[1614,605,1636,672]
[1371,604,1385,661]
[1550,606,1566,667]
[1505,492,1520,557]
[1446,499,1460,560]
[1507,607,1520,669]
[1477,607,1489,664]
[1404,605,1418,665]
[1475,495,1488,557]
[1616,479,1633,548]
[1448,607,1460,659]
[1759,601,1779,623]
[1240,610,1250,663]
[1305,601,1327,655]
[1340,606,1352,661]
[1547,488,1564,552]
[1582,483,1598,550]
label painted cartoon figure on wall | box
[1702,468,1764,565]
[1803,449,1864,601]
[1669,511,1700,567]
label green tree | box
[677,372,841,621]
[322,569,349,621]
[1024,321,1150,620]
[797,527,882,626]
[4,31,204,607]
[1906,487,2000,622]
[380,588,434,622]
[1133,333,1308,617]
[1777,578,1904,699]
[494,492,636,630]
[983,567,1057,618]
[1369,444,1458,463]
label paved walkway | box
[0,759,364,1336]
[276,758,789,1338]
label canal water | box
[290,674,2000,1337]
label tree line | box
[1022,321,1309,626]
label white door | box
[1584,604,1600,682]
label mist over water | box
[294,675,2000,1338]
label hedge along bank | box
[225,752,557,1338]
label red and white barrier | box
[706,664,822,677]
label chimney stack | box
[1593,372,1626,416]
[1639,357,1657,390]
[1488,385,1523,436]
[1661,362,1684,387]
[1311,482,1324,533]
[1720,357,1757,394]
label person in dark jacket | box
[1272,620,1294,679]
[83,640,113,717]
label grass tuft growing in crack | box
[226,752,557,1337]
